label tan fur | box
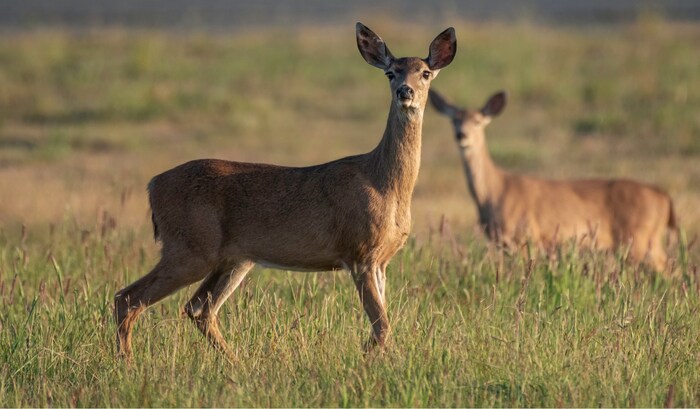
[115,23,457,360]
[429,89,676,271]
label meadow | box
[1,17,700,406]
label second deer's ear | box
[356,22,394,70]
[482,91,507,117]
[427,27,457,70]
[429,89,459,117]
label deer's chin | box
[397,98,415,109]
[458,141,473,150]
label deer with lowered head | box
[114,23,457,360]
[429,89,676,271]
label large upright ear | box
[356,22,394,70]
[429,89,459,117]
[481,91,507,117]
[427,27,456,70]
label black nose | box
[456,131,466,140]
[396,85,414,100]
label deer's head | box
[356,23,456,113]
[429,90,507,150]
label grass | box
[1,17,700,407]
[1,220,699,406]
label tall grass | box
[0,218,698,406]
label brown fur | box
[114,23,457,360]
[429,89,677,271]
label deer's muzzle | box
[396,85,414,102]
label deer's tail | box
[147,177,161,242]
[668,199,678,231]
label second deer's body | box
[430,90,676,270]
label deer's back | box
[500,174,672,246]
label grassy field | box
[1,17,700,406]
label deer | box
[114,23,457,360]
[429,89,677,271]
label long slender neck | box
[460,138,504,210]
[368,103,423,199]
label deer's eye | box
[422,71,431,80]
[385,72,395,80]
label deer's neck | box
[368,104,423,201]
[460,141,505,216]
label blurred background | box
[0,0,698,248]
[3,0,700,27]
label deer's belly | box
[255,259,345,272]
[507,214,615,249]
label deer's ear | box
[429,89,459,117]
[481,91,507,117]
[427,27,456,70]
[356,22,394,70]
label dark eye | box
[385,72,395,80]
[422,71,431,80]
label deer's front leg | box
[351,263,390,351]
[375,266,387,307]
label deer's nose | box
[396,85,414,100]
[456,131,467,140]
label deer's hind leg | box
[627,234,666,272]
[184,260,254,359]
[649,246,668,273]
[647,234,668,273]
[115,253,213,360]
